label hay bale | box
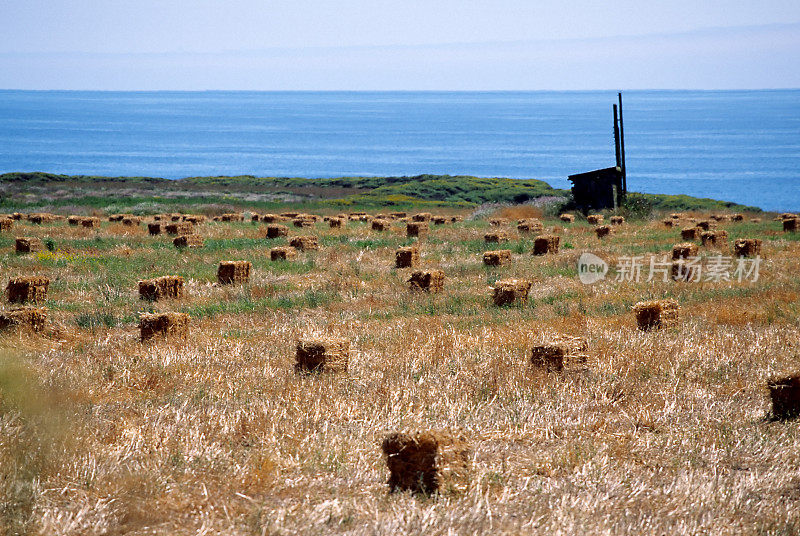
[147,223,162,235]
[328,217,345,228]
[532,235,560,255]
[108,214,124,222]
[408,270,445,292]
[412,213,432,222]
[406,222,429,238]
[138,276,184,301]
[122,216,141,226]
[292,218,314,228]
[488,218,508,226]
[217,261,251,284]
[261,213,282,223]
[492,279,531,306]
[289,235,319,251]
[700,230,728,247]
[450,216,464,223]
[595,225,612,238]
[67,216,80,226]
[80,217,100,228]
[681,227,699,240]
[395,246,420,268]
[517,219,544,234]
[768,375,800,420]
[670,213,685,220]
[0,217,13,232]
[165,222,193,235]
[633,299,680,331]
[372,219,391,231]
[173,235,203,249]
[662,219,675,228]
[11,213,22,220]
[6,277,49,304]
[183,215,206,224]
[295,337,350,373]
[382,431,470,494]
[251,213,261,222]
[484,231,510,243]
[220,213,244,222]
[783,218,798,233]
[734,238,762,257]
[170,214,182,222]
[15,237,43,254]
[671,260,699,282]
[139,312,189,342]
[390,212,407,219]
[672,242,699,260]
[610,216,625,225]
[270,246,297,261]
[432,216,447,225]
[696,220,715,231]
[559,214,575,223]
[483,249,512,266]
[780,213,798,220]
[587,214,604,225]
[282,212,301,218]
[265,224,290,239]
[530,335,589,372]
[732,214,744,222]
[0,307,46,333]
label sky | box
[1,0,799,90]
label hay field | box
[1,209,800,535]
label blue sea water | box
[0,90,798,211]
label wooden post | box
[618,92,627,197]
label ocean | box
[0,90,797,211]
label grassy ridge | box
[0,172,762,213]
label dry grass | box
[0,210,799,534]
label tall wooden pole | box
[618,92,627,195]
[613,104,621,170]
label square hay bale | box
[270,246,298,261]
[662,219,675,228]
[295,337,350,373]
[559,213,575,223]
[265,224,290,239]
[15,237,43,254]
[220,213,244,222]
[6,276,49,304]
[450,215,464,223]
[170,214,182,222]
[734,238,762,257]
[328,217,345,228]
[492,279,531,306]
[67,216,80,226]
[412,213,432,222]
[532,235,560,255]
[0,217,13,232]
[483,249,512,266]
[173,234,203,249]
[700,230,728,247]
[292,218,314,228]
[681,227,699,240]
[80,217,100,228]
[382,431,470,495]
[484,231,510,243]
[183,215,206,224]
[147,223,162,235]
[372,219,391,231]
[587,214,604,225]
[517,219,544,234]
[780,213,798,220]
[390,212,407,218]
[633,299,680,331]
[217,261,252,284]
[432,216,447,225]
[0,307,47,333]
[251,213,261,222]
[408,270,445,292]
[28,214,46,224]
[595,225,612,238]
[108,214,124,222]
[165,222,194,235]
[768,375,800,420]
[671,260,699,282]
[406,222,429,238]
[138,276,185,301]
[610,216,625,225]
[396,246,420,268]
[11,213,23,220]
[261,213,280,223]
[732,214,744,222]
[282,212,301,218]
[784,218,798,232]
[289,235,319,251]
[670,213,685,219]
[122,217,141,226]
[530,335,589,372]
[696,220,715,231]
[672,242,699,260]
[139,312,189,342]
[488,217,508,227]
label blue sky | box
[1,0,799,89]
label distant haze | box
[1,1,799,90]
